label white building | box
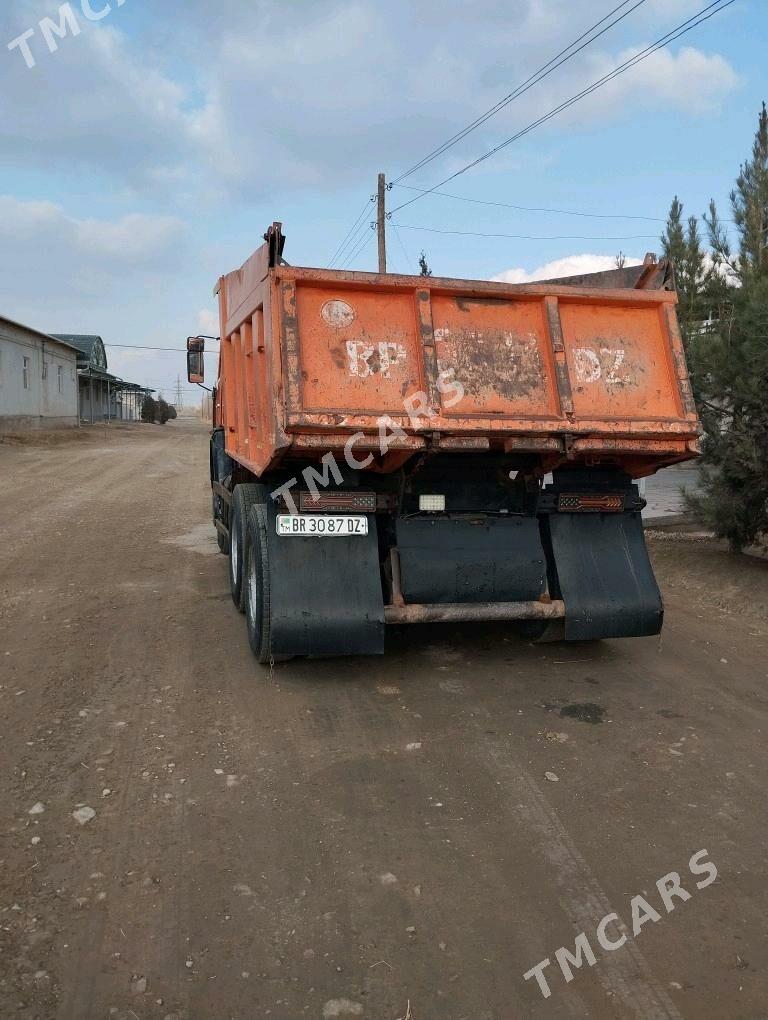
[51,334,151,423]
[0,316,79,431]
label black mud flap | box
[396,516,546,603]
[543,512,663,640]
[264,502,385,658]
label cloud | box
[0,195,188,347]
[0,192,200,392]
[184,5,740,199]
[197,309,219,335]
[563,44,741,124]
[492,253,643,284]
[0,9,193,194]
[0,196,185,274]
[624,45,739,113]
[0,0,740,201]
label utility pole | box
[175,374,183,410]
[377,172,387,274]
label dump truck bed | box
[215,240,699,479]
[204,228,700,657]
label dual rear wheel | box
[227,486,278,664]
[244,505,274,664]
[228,484,265,611]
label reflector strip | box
[298,491,376,512]
[558,493,625,513]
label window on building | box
[58,364,64,394]
[42,360,48,380]
[23,356,30,389]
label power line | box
[387,183,739,228]
[329,2,651,266]
[336,214,376,268]
[389,0,737,217]
[341,224,377,268]
[390,184,667,222]
[392,222,418,274]
[393,223,658,242]
[104,343,219,352]
[392,0,649,185]
[330,210,375,269]
[342,228,375,268]
[328,196,376,267]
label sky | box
[0,0,763,403]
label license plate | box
[276,514,368,537]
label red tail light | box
[558,493,625,513]
[298,491,377,512]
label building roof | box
[50,334,103,358]
[49,333,151,393]
[50,333,108,372]
[0,315,80,354]
[79,367,120,382]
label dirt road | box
[1,421,767,1020]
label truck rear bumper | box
[384,600,565,624]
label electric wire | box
[342,225,376,268]
[393,223,659,241]
[391,0,649,185]
[331,212,374,269]
[103,343,219,352]
[389,183,738,227]
[335,214,375,268]
[329,196,372,265]
[390,184,667,222]
[392,222,418,274]
[389,0,737,217]
[341,225,377,268]
[328,196,375,267]
[330,1,651,263]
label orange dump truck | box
[188,223,700,661]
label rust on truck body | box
[213,241,699,481]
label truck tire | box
[244,504,277,664]
[229,484,265,611]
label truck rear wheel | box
[244,505,277,664]
[229,484,265,611]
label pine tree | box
[157,397,172,425]
[141,395,157,423]
[706,102,768,285]
[688,103,768,552]
[418,251,432,277]
[660,197,716,381]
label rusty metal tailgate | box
[276,268,698,452]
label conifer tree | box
[688,103,768,552]
[141,395,157,423]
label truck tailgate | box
[277,269,698,452]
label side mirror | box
[187,337,205,384]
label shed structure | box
[50,334,152,423]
